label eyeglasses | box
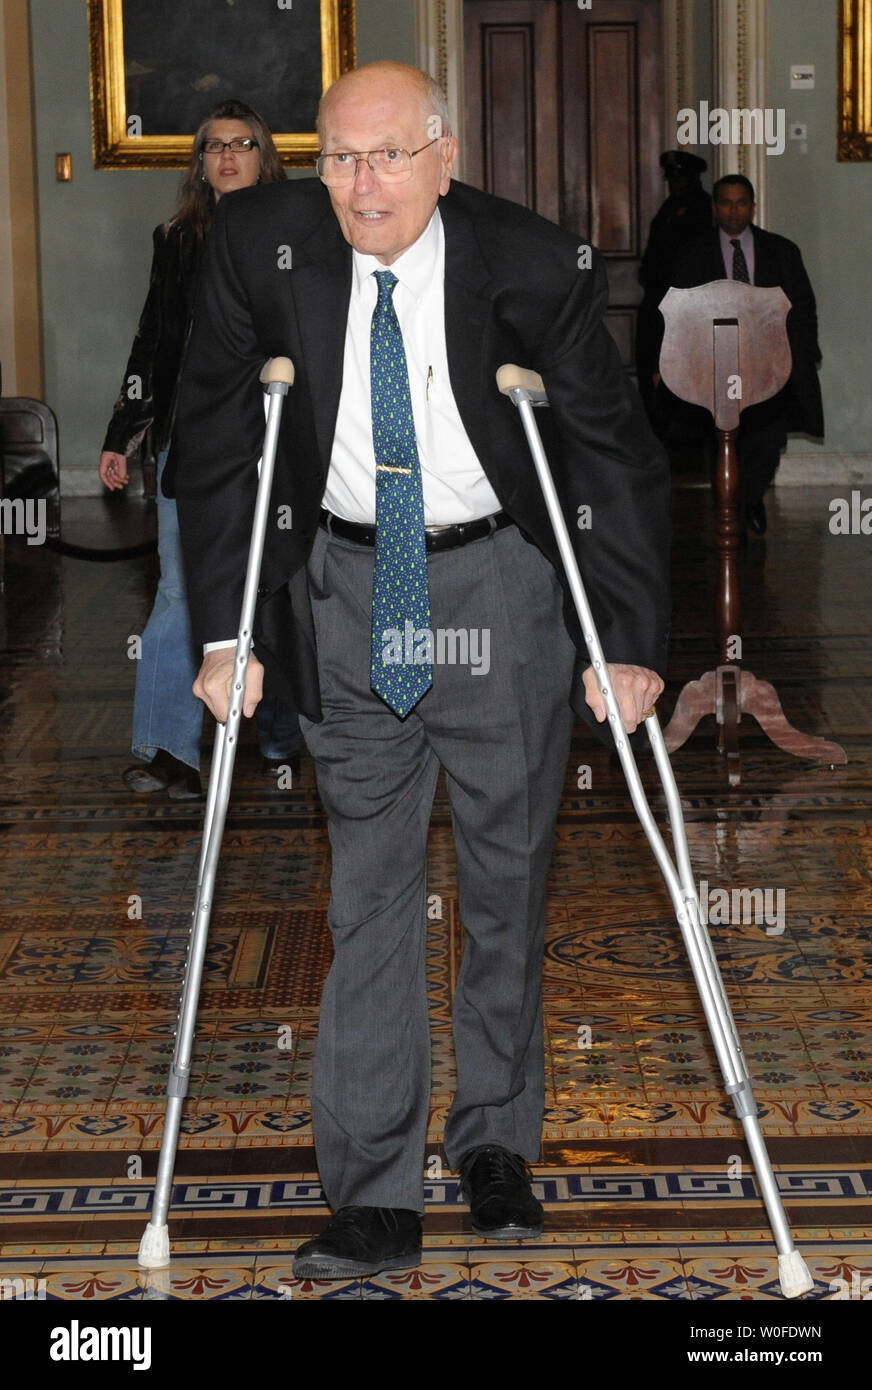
[201,137,259,155]
[315,139,440,186]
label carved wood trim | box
[714,0,770,226]
[416,0,466,179]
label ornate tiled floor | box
[0,486,870,1301]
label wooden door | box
[464,0,663,371]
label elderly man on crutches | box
[171,60,668,1279]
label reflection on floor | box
[0,485,870,1299]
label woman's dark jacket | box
[102,221,203,463]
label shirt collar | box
[720,224,754,252]
[351,208,442,303]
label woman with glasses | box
[99,99,294,798]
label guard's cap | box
[660,149,707,175]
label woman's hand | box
[99,451,129,490]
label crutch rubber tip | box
[496,363,546,396]
[260,356,295,387]
[138,1222,171,1269]
[778,1249,814,1299]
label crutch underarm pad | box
[259,356,295,387]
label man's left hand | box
[583,663,664,733]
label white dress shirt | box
[323,207,501,525]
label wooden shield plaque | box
[659,282,792,430]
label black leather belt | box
[318,508,513,553]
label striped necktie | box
[369,269,433,717]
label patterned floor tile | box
[138,1265,256,1300]
[361,1263,472,1300]
[36,1268,144,1300]
[574,1253,691,1300]
[253,1268,361,1300]
[682,1252,791,1301]
[1,491,871,1293]
[470,1259,585,1300]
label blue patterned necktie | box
[369,269,432,717]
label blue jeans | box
[132,450,301,769]
[131,448,203,770]
[256,693,302,760]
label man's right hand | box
[193,648,264,724]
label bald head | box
[316,60,458,266]
[318,62,452,143]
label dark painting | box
[121,0,323,136]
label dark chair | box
[0,397,61,590]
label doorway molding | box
[714,0,770,226]
[415,0,467,179]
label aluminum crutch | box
[497,364,813,1300]
[138,355,295,1269]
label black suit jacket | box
[171,178,671,731]
[103,222,203,465]
[670,224,823,437]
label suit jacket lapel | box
[289,212,352,480]
[750,224,775,286]
[438,191,507,492]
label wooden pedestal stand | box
[658,283,846,787]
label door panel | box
[463,0,560,222]
[464,0,663,371]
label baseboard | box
[672,454,872,489]
[60,470,145,498]
[776,454,872,485]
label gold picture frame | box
[88,0,356,169]
[839,0,872,159]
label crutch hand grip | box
[260,356,295,387]
[496,363,548,402]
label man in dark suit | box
[172,61,671,1278]
[636,149,711,432]
[670,173,824,534]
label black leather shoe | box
[458,1144,544,1240]
[292,1206,422,1278]
[747,499,767,535]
